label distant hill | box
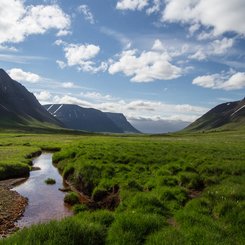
[129,118,190,134]
[0,68,62,128]
[44,104,138,133]
[184,98,245,131]
[105,112,140,133]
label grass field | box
[0,130,244,244]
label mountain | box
[105,112,140,133]
[44,104,127,133]
[185,98,245,131]
[0,68,63,128]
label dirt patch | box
[0,178,28,238]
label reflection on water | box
[13,153,72,228]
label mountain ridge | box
[184,98,245,131]
[0,68,63,128]
[44,104,139,133]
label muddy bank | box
[0,178,28,238]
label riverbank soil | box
[0,179,28,237]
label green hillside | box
[185,98,245,132]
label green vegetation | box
[0,133,81,180]
[0,130,244,244]
[44,178,56,185]
[64,192,80,205]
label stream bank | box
[0,152,73,237]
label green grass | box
[44,178,56,185]
[0,130,244,244]
[64,192,80,205]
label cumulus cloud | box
[64,43,100,66]
[116,0,149,11]
[7,68,41,83]
[193,71,245,90]
[108,40,182,82]
[56,41,107,73]
[0,0,70,44]
[78,5,95,24]
[162,0,245,36]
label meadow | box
[0,130,244,244]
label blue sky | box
[0,0,245,129]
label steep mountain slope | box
[105,112,140,133]
[44,104,125,133]
[185,98,245,131]
[0,68,62,128]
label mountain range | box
[44,104,139,133]
[0,68,139,133]
[0,68,244,133]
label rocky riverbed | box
[0,178,28,237]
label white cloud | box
[0,44,17,52]
[56,29,71,37]
[61,82,75,88]
[162,0,245,35]
[56,42,108,73]
[53,95,92,108]
[54,39,66,46]
[34,90,52,102]
[146,0,161,15]
[188,48,206,61]
[81,92,113,101]
[211,38,234,55]
[116,0,149,11]
[193,71,245,90]
[0,0,70,44]
[188,37,234,61]
[56,60,66,69]
[152,39,165,51]
[7,68,41,83]
[36,90,208,123]
[188,23,201,36]
[108,40,182,82]
[64,43,100,65]
[78,5,95,24]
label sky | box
[0,0,245,132]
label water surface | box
[13,153,72,228]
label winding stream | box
[13,153,73,228]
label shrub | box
[64,192,80,205]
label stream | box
[13,152,73,228]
